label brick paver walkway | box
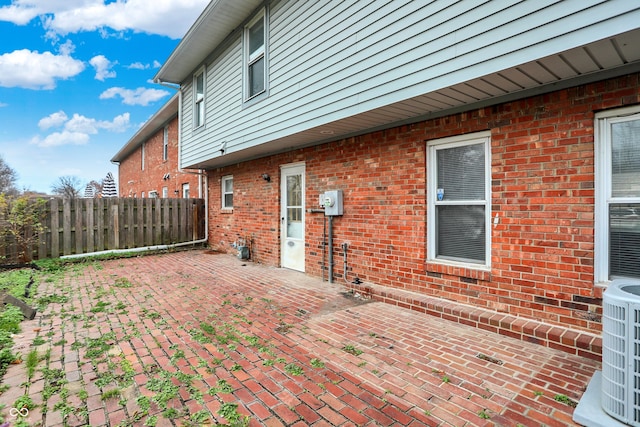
[1,250,600,426]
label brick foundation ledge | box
[346,281,602,361]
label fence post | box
[110,202,119,249]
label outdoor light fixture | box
[262,173,271,182]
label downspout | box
[328,215,334,283]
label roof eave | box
[111,93,179,163]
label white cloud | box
[65,114,100,134]
[38,110,68,130]
[31,130,90,148]
[0,0,210,39]
[99,87,169,106]
[127,60,161,70]
[101,113,130,132]
[32,111,131,147]
[0,2,41,25]
[127,62,147,70]
[89,55,116,81]
[0,49,85,89]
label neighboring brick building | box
[111,94,203,199]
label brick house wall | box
[118,116,202,198]
[207,73,640,358]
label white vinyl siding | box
[178,0,638,169]
[595,106,640,283]
[427,132,491,268]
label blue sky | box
[0,0,209,194]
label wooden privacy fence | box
[2,198,206,262]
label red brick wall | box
[118,116,202,198]
[207,73,640,340]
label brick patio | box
[1,250,600,426]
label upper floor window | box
[194,67,205,128]
[427,132,491,268]
[163,125,169,161]
[244,9,267,101]
[222,175,233,209]
[595,106,640,283]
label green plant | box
[341,344,363,356]
[32,336,46,346]
[0,305,23,334]
[101,389,121,400]
[144,415,158,426]
[112,277,133,288]
[0,195,47,263]
[478,409,491,419]
[310,358,325,368]
[25,349,39,379]
[284,363,304,376]
[554,394,577,407]
[13,395,35,410]
[218,402,250,426]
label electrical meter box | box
[322,190,343,216]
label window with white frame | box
[222,176,233,209]
[595,106,640,283]
[427,132,491,267]
[244,9,267,100]
[162,187,168,198]
[193,67,205,128]
[163,125,169,161]
[182,183,190,198]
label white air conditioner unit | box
[601,280,640,426]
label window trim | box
[595,105,640,285]
[427,131,491,269]
[193,66,206,129]
[221,175,233,209]
[243,8,268,103]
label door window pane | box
[286,175,302,239]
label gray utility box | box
[322,190,343,216]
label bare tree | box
[51,176,83,199]
[84,179,104,198]
[0,156,18,196]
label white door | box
[281,164,305,271]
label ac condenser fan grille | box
[602,280,640,426]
